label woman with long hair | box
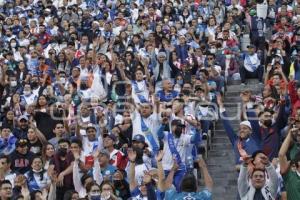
[41,143,55,171]
[25,156,51,192]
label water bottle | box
[187,156,194,172]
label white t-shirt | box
[161,131,192,171]
[132,80,149,104]
[132,111,160,151]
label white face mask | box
[24,91,31,96]
[29,46,35,51]
[11,43,16,47]
[57,11,62,16]
[210,48,216,53]
[60,78,66,84]
[10,81,17,87]
[225,54,231,59]
[198,19,203,23]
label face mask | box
[29,46,35,51]
[177,80,183,85]
[225,54,231,59]
[113,180,123,188]
[32,168,43,173]
[263,119,272,127]
[24,91,31,96]
[57,148,67,157]
[90,194,101,200]
[80,83,88,90]
[210,48,216,53]
[57,11,62,16]
[78,11,83,16]
[198,19,203,23]
[60,78,66,84]
[11,43,16,47]
[31,82,38,88]
[10,81,17,87]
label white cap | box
[240,121,252,130]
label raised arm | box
[238,163,250,198]
[128,149,138,191]
[93,150,103,185]
[279,128,293,175]
[265,163,279,197]
[30,121,48,146]
[156,151,166,191]
[73,156,84,195]
[197,158,213,192]
[217,95,238,146]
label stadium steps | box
[206,79,262,200]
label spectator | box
[240,44,264,85]
[238,156,279,200]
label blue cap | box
[132,134,145,143]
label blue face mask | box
[90,194,101,200]
[177,80,183,85]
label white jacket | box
[238,164,279,200]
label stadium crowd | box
[1,0,300,199]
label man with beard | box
[12,115,29,140]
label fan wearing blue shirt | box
[157,150,213,200]
[156,79,179,102]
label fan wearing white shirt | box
[20,84,38,107]
[157,119,200,191]
[131,68,150,104]
[75,123,103,158]
[240,44,264,85]
[131,101,161,153]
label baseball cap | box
[18,115,28,121]
[86,123,96,131]
[132,134,145,143]
[171,119,185,127]
[103,133,117,142]
[240,121,252,130]
[16,139,28,147]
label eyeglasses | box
[207,57,214,60]
[1,187,12,190]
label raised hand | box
[127,148,137,162]
[260,154,270,166]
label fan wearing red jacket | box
[288,80,300,117]
[103,134,128,170]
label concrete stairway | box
[206,79,263,200]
